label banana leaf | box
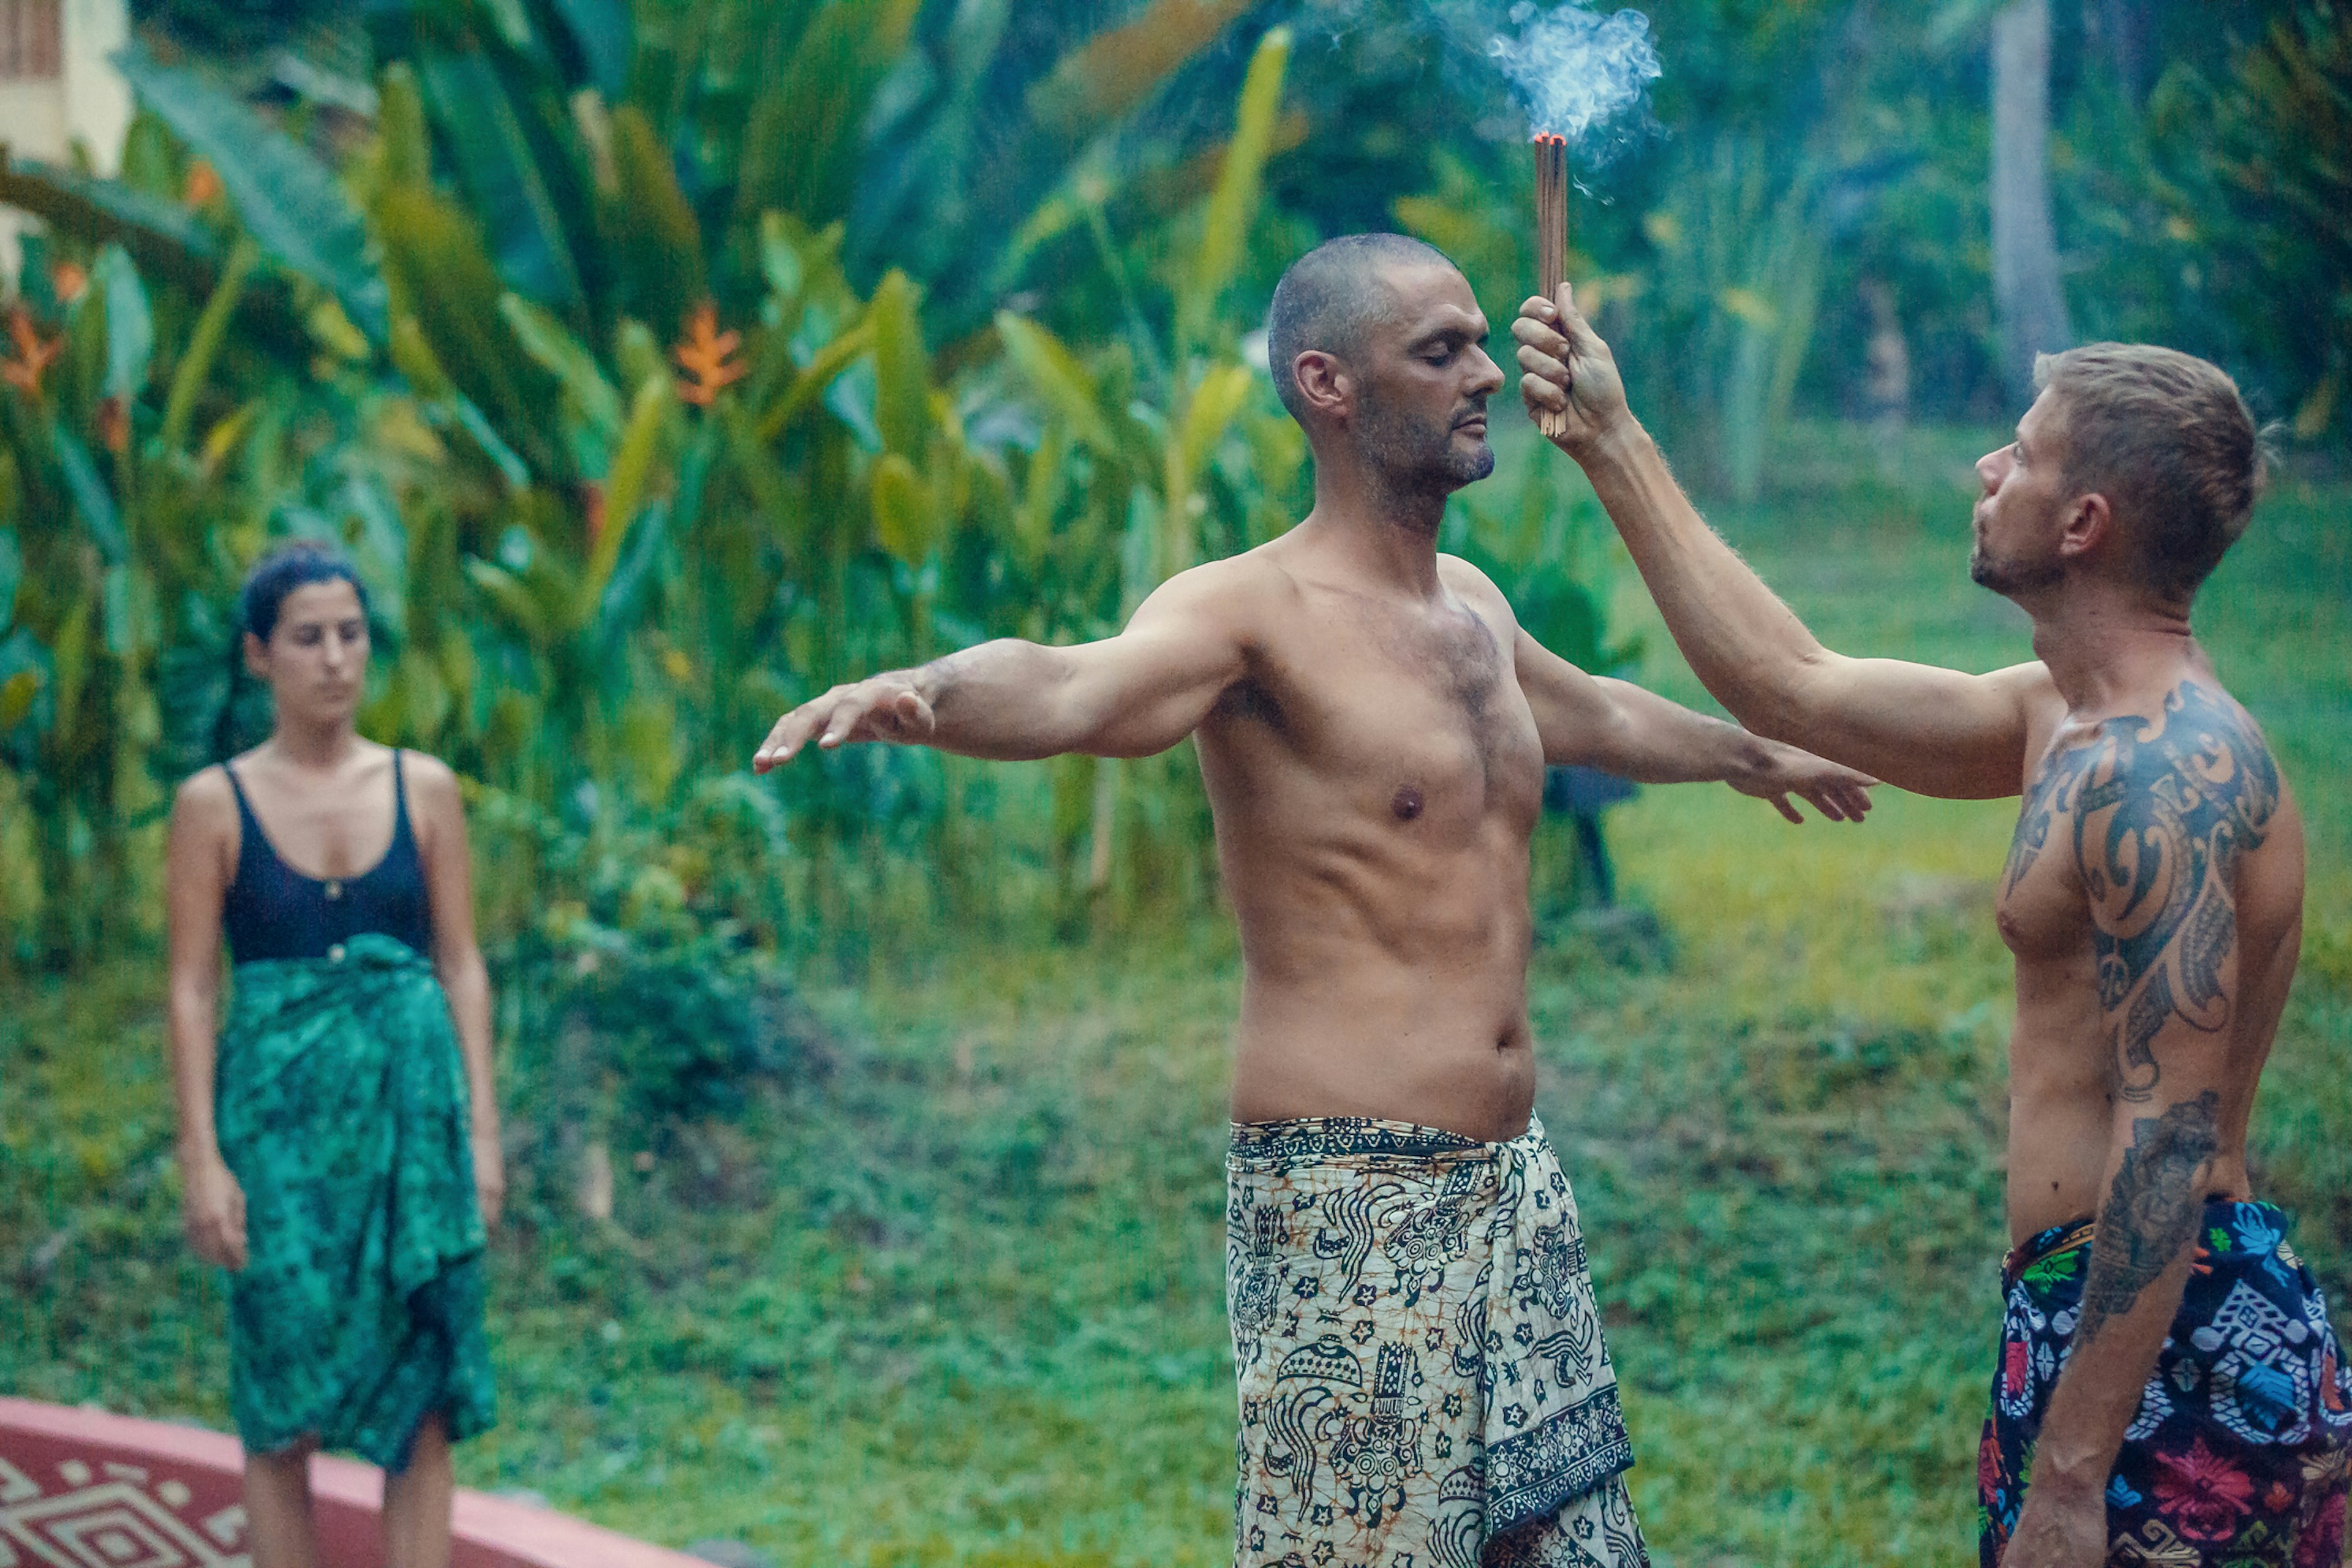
[589,375,674,609]
[412,51,589,317]
[0,151,310,350]
[113,47,388,342]
[375,185,562,477]
[1024,0,1257,135]
[1170,363,1254,499]
[375,64,434,193]
[995,313,1116,453]
[753,320,875,443]
[499,292,624,470]
[732,0,921,233]
[535,0,631,98]
[590,495,666,655]
[51,425,125,565]
[0,529,19,635]
[116,111,179,202]
[869,451,929,566]
[92,247,154,405]
[1180,26,1289,353]
[606,105,705,340]
[867,270,928,458]
[464,557,557,646]
[0,666,37,734]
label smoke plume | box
[1487,2,1661,160]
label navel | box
[1392,785,1425,822]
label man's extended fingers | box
[1770,793,1804,825]
[753,706,819,771]
[818,695,870,748]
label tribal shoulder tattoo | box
[2003,680,2280,1102]
[2003,680,2280,1348]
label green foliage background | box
[3,1,2350,1563]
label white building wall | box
[1,0,130,287]
[59,0,128,172]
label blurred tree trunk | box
[2086,0,2147,104]
[1992,0,2074,402]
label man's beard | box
[1351,386,1493,506]
[1968,538,2063,597]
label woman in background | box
[165,543,500,1568]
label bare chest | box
[1210,601,1545,834]
[1996,801,2090,961]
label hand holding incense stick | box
[1532,134,1571,440]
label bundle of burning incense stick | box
[1532,132,1570,440]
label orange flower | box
[581,480,606,548]
[184,160,224,207]
[97,396,130,453]
[1,307,61,396]
[671,303,745,407]
[50,260,88,303]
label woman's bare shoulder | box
[172,764,239,824]
[398,750,469,821]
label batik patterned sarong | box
[1227,1115,1646,1568]
[1979,1200,2352,1566]
[217,933,496,1471]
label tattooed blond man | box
[1514,301,2352,1565]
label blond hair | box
[2033,344,2267,600]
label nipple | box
[1392,785,1425,822]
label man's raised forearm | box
[1577,419,1833,740]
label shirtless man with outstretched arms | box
[1514,287,2350,1566]
[754,235,1873,1568]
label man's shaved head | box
[1267,233,1457,423]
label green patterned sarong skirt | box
[216,933,496,1471]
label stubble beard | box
[1967,538,2064,598]
[1352,388,1494,516]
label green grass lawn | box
[5,424,2347,1567]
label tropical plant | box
[0,85,394,963]
[2174,1,2352,439]
[973,28,1308,925]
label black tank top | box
[222,750,433,964]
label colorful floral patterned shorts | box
[1227,1115,1646,1568]
[1979,1200,2352,1566]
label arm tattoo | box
[2000,681,2279,1101]
[2076,1091,2222,1347]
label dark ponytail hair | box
[236,543,373,644]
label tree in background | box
[1990,0,2073,399]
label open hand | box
[752,673,935,772]
[1734,742,1878,824]
[181,1152,247,1271]
[1513,284,1631,456]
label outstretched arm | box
[753,564,1248,771]
[1512,287,2043,801]
[1517,627,1874,824]
[2002,688,2282,1568]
